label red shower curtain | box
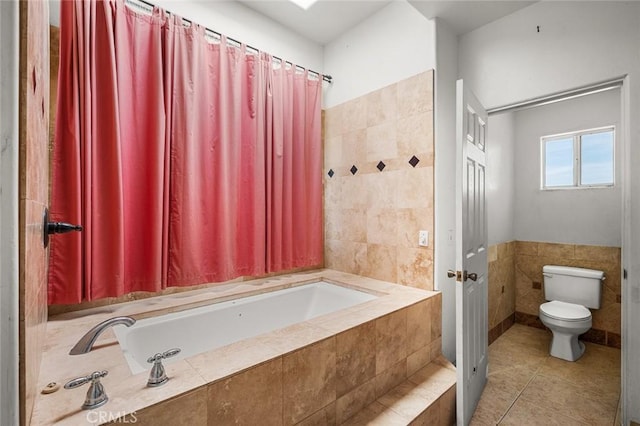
[164,18,266,286]
[49,0,322,304]
[49,0,167,304]
[266,68,323,271]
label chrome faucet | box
[69,316,136,355]
[147,348,181,387]
[65,370,109,410]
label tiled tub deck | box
[32,269,450,425]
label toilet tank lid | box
[543,265,604,279]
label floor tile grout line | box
[509,355,618,425]
[479,325,620,425]
[495,359,547,424]
[536,350,621,416]
[533,369,622,411]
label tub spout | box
[69,316,136,355]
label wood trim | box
[18,1,50,425]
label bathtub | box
[34,271,442,425]
[114,281,377,374]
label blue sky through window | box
[543,129,614,188]
[581,131,614,185]
[545,137,574,187]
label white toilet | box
[539,265,604,362]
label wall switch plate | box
[418,230,429,247]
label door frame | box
[0,1,21,425]
[620,75,631,426]
[484,76,629,423]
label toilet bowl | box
[539,300,592,361]
[539,265,604,362]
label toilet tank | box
[542,265,604,309]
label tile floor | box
[471,324,621,425]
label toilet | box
[539,265,604,361]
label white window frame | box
[540,125,615,190]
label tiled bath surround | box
[39,63,446,424]
[514,241,622,348]
[32,270,449,425]
[323,70,435,290]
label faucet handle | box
[64,370,109,410]
[146,348,181,387]
[146,347,181,364]
[162,348,181,359]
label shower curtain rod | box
[486,76,624,115]
[126,0,332,83]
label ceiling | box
[409,1,536,36]
[237,0,537,44]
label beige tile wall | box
[19,2,50,424]
[487,242,516,344]
[485,240,621,348]
[125,295,443,425]
[323,71,434,290]
[127,389,208,426]
[515,241,621,348]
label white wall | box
[458,3,640,422]
[323,0,435,108]
[53,0,433,109]
[49,0,323,74]
[434,17,457,362]
[487,111,515,246]
[0,1,20,424]
[513,90,621,246]
[458,2,639,111]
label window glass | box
[541,127,615,189]
[581,131,614,185]
[544,137,574,187]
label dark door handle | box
[47,222,83,234]
[43,208,82,248]
[447,270,478,282]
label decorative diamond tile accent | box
[377,161,386,172]
[350,165,358,175]
[409,155,420,168]
[328,169,335,178]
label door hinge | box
[624,269,628,280]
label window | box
[541,127,615,189]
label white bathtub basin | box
[114,281,377,374]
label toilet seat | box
[540,301,591,322]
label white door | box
[452,79,488,425]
